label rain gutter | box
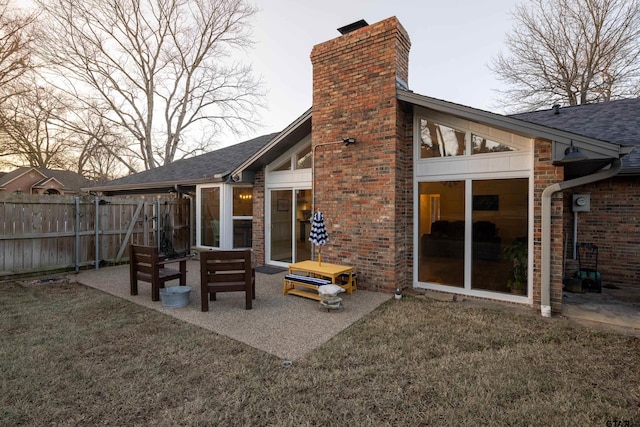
[540,158,621,317]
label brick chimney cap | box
[337,19,369,35]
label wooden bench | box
[283,274,333,301]
[129,244,188,302]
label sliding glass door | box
[418,178,529,296]
[268,189,312,265]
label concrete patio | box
[74,260,391,361]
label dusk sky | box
[238,0,521,144]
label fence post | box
[94,197,99,270]
[75,197,80,273]
[156,197,161,250]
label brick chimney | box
[310,17,413,292]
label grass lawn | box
[1,281,639,426]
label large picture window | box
[418,178,529,296]
[415,109,531,300]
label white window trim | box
[266,134,312,174]
[231,185,254,249]
[415,107,532,162]
[264,136,313,266]
[197,183,253,250]
[412,109,535,305]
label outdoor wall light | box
[342,137,356,146]
[561,141,587,163]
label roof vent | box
[337,19,369,35]
[552,104,561,114]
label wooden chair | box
[200,250,255,311]
[129,244,188,301]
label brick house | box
[513,101,640,289]
[89,17,637,317]
[0,167,92,195]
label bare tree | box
[34,0,264,171]
[72,118,140,181]
[57,103,140,178]
[0,81,72,169]
[0,0,37,164]
[491,0,640,111]
[0,0,35,105]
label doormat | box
[255,265,287,275]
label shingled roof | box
[511,99,640,174]
[87,133,278,193]
[0,167,92,193]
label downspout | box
[540,158,621,317]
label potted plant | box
[504,239,527,295]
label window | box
[273,159,291,171]
[418,115,525,159]
[273,143,312,171]
[200,187,220,247]
[417,178,529,295]
[472,134,516,154]
[232,187,253,248]
[420,119,466,158]
[418,181,465,287]
[471,179,528,295]
[295,145,312,169]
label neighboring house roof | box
[0,167,92,193]
[87,133,279,194]
[511,99,640,174]
[0,167,46,188]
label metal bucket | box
[159,286,191,308]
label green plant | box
[504,239,528,291]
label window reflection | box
[418,181,465,287]
[471,134,515,154]
[233,219,252,248]
[296,145,312,169]
[420,119,466,158]
[471,179,528,295]
[418,178,529,295]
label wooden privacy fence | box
[0,194,191,279]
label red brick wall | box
[562,175,640,287]
[252,170,265,265]
[532,140,565,313]
[310,17,412,292]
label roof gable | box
[0,167,90,192]
[32,176,64,188]
[0,167,47,188]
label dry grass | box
[1,281,639,426]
